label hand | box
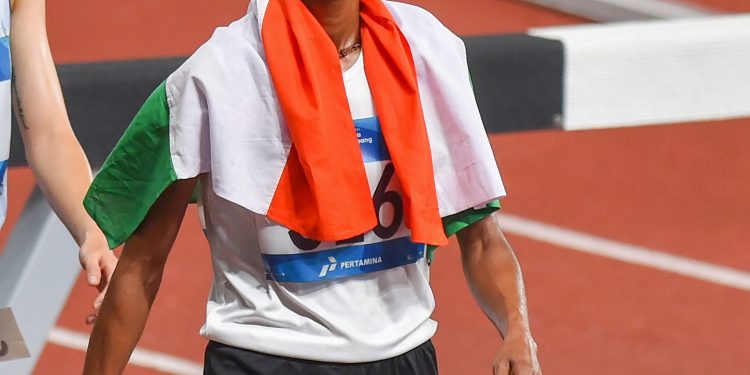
[78,231,118,325]
[493,330,541,375]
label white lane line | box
[48,327,203,375]
[498,213,750,292]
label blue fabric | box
[355,117,390,163]
[0,159,7,190]
[0,37,10,82]
[263,237,425,283]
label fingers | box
[494,359,510,375]
[94,290,105,310]
[84,291,106,326]
[88,254,118,325]
[102,254,118,281]
[86,284,107,326]
[82,252,119,325]
[96,254,117,292]
[495,355,542,375]
[507,362,541,375]
[82,256,102,287]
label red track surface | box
[1,1,747,374]
[681,0,750,13]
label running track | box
[0,1,747,374]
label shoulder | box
[385,1,460,42]
[385,1,442,24]
[168,14,262,93]
[384,1,465,59]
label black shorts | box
[203,340,439,375]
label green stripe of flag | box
[427,200,501,263]
[84,81,177,249]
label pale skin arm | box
[457,212,542,375]
[83,177,197,375]
[10,0,117,321]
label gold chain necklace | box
[338,42,362,59]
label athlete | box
[4,0,117,322]
[82,0,541,374]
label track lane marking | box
[48,327,203,375]
[498,213,750,292]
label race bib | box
[258,117,426,283]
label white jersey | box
[0,0,11,227]
[199,52,437,363]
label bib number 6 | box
[372,163,403,239]
[289,163,404,250]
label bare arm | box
[10,0,117,313]
[457,212,541,375]
[83,177,197,375]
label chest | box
[255,116,425,283]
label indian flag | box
[84,0,506,250]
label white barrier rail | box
[531,14,750,130]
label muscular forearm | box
[461,232,530,337]
[83,249,165,375]
[83,177,196,374]
[457,213,533,338]
[458,213,541,374]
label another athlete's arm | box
[83,177,197,375]
[10,0,117,320]
[457,212,542,375]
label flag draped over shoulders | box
[84,0,505,249]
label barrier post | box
[0,188,81,374]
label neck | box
[302,0,361,50]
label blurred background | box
[1,0,748,374]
